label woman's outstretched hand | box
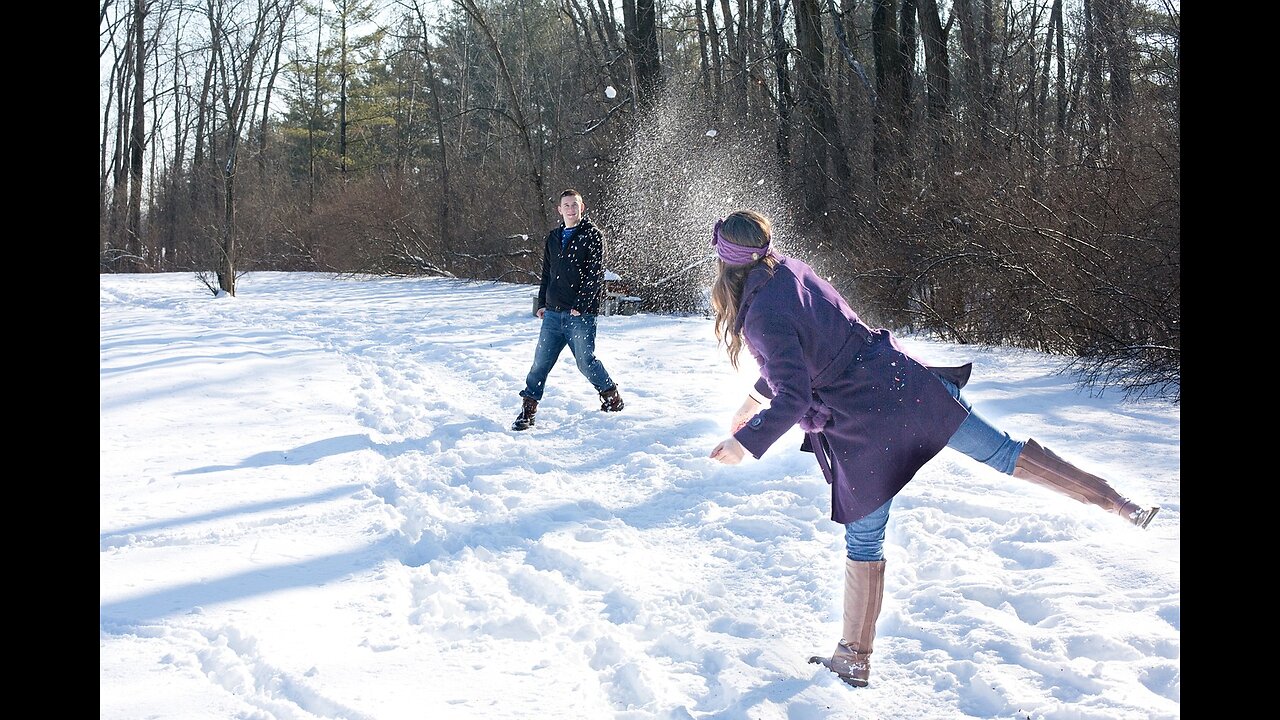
[709,437,746,465]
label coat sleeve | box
[576,226,605,312]
[536,231,551,310]
[732,309,811,459]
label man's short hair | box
[560,188,582,200]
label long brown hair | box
[710,210,778,369]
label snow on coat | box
[731,255,971,524]
[537,219,606,315]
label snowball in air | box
[706,129,718,137]
[605,85,617,98]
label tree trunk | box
[830,0,873,199]
[695,0,712,102]
[635,0,660,105]
[257,1,294,176]
[767,0,792,163]
[621,0,660,110]
[980,0,997,154]
[749,0,766,113]
[584,0,627,92]
[871,0,906,180]
[621,0,638,104]
[954,0,984,154]
[565,0,605,74]
[897,0,917,170]
[793,0,848,211]
[208,0,275,295]
[585,0,615,59]
[916,0,951,166]
[410,2,453,251]
[308,4,322,210]
[1054,0,1067,165]
[109,31,132,257]
[1083,0,1103,164]
[127,0,147,271]
[1096,0,1133,149]
[717,0,744,117]
[191,53,213,210]
[703,0,723,118]
[339,3,350,177]
[101,49,118,254]
[166,25,186,270]
[1037,0,1062,170]
[594,0,621,70]
[456,0,546,230]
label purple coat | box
[730,256,971,524]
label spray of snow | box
[598,81,796,313]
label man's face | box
[558,195,584,225]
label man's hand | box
[709,438,746,465]
[536,308,546,319]
[570,308,581,316]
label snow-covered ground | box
[101,272,1179,719]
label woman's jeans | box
[844,377,1024,561]
[520,310,615,401]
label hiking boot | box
[512,397,538,431]
[599,386,624,412]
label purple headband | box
[711,218,770,265]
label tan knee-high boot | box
[809,559,886,687]
[1014,438,1160,528]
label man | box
[512,189,625,431]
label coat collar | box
[734,254,788,333]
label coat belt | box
[810,324,878,390]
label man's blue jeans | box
[520,310,616,401]
[844,377,1024,561]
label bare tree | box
[1081,0,1102,163]
[767,0,793,162]
[916,0,951,165]
[126,0,150,271]
[100,28,121,256]
[620,0,661,109]
[1035,0,1066,170]
[204,0,281,295]
[104,12,134,261]
[255,0,299,175]
[99,0,1179,400]
[702,0,724,117]
[636,0,661,102]
[454,0,547,231]
[564,0,606,74]
[871,0,908,179]
[403,0,453,250]
[694,0,712,101]
[716,0,744,115]
[1094,0,1133,150]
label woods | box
[99,0,1179,400]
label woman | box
[706,210,1158,689]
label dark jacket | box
[536,219,606,315]
[730,255,971,524]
